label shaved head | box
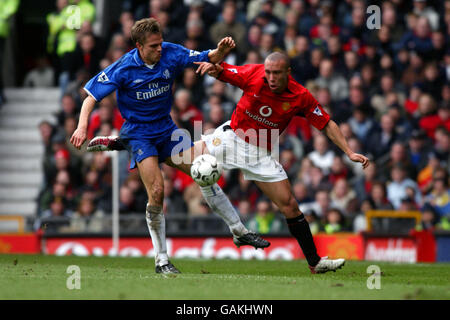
[265,52,290,70]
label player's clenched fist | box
[217,37,235,52]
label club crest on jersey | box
[227,68,238,74]
[163,69,170,79]
[98,72,109,83]
[282,102,291,111]
[133,79,144,84]
[313,105,323,116]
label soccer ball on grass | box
[190,154,222,187]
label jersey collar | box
[132,48,144,66]
[132,48,157,69]
[286,75,296,94]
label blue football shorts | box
[119,118,193,169]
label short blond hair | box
[131,18,162,45]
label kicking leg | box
[165,141,270,249]
[136,156,179,274]
[88,136,270,249]
[255,179,345,273]
[165,141,248,237]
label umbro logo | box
[313,105,323,116]
[133,79,144,84]
[98,72,109,83]
[228,68,238,74]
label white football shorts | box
[201,121,288,183]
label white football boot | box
[309,256,346,274]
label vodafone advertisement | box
[45,237,305,260]
[2,232,437,262]
[44,234,365,261]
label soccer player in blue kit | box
[70,18,269,274]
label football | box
[190,154,222,187]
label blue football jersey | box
[84,42,210,130]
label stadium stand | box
[0,88,61,218]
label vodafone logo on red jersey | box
[259,105,272,117]
[245,109,278,127]
[242,104,278,128]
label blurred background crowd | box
[8,0,449,235]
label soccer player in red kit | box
[89,52,369,273]
[194,52,369,273]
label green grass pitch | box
[1,254,449,300]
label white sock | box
[146,204,169,267]
[200,184,248,237]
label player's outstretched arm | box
[194,62,223,77]
[208,37,235,64]
[323,120,370,169]
[70,95,96,149]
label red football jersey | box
[218,63,330,149]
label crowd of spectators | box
[34,0,450,235]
